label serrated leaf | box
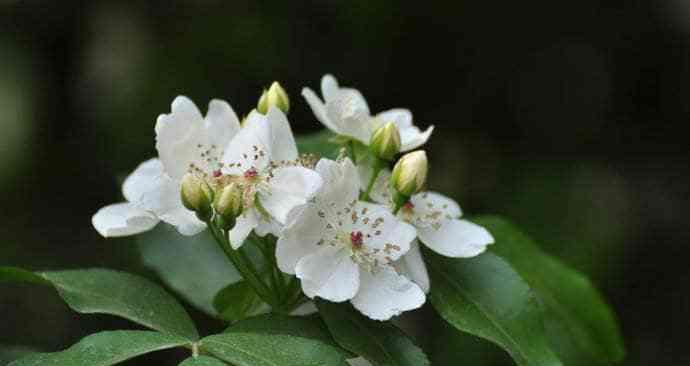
[0,267,199,341]
[315,300,430,366]
[296,130,339,159]
[475,215,626,365]
[179,355,228,366]
[426,250,562,366]
[8,331,188,366]
[137,226,243,316]
[213,281,264,323]
[202,314,349,366]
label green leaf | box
[296,130,339,159]
[428,318,512,366]
[475,215,626,365]
[0,267,199,341]
[0,345,39,365]
[179,355,228,366]
[224,314,342,350]
[8,331,188,366]
[315,300,430,366]
[426,250,562,366]
[213,280,265,323]
[201,314,349,366]
[0,267,49,285]
[137,226,243,316]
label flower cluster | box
[93,75,494,321]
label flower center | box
[350,231,364,250]
[244,167,259,179]
[402,201,415,211]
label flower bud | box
[391,151,428,197]
[180,173,214,221]
[214,183,244,220]
[257,81,290,114]
[370,121,401,161]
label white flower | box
[302,74,434,151]
[93,96,241,237]
[93,97,321,246]
[368,169,494,257]
[220,107,323,248]
[363,169,494,292]
[277,158,425,321]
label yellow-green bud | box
[370,121,401,161]
[214,183,244,219]
[180,173,214,221]
[257,81,290,114]
[391,151,428,197]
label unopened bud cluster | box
[257,82,290,114]
[181,173,244,228]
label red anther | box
[244,168,258,179]
[213,170,222,178]
[403,201,415,210]
[350,231,364,249]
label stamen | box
[244,168,258,179]
[213,170,222,178]
[350,231,364,249]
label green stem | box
[250,234,285,301]
[348,140,357,162]
[392,191,409,215]
[361,158,384,202]
[207,222,276,307]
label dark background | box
[1,0,688,365]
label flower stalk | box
[361,158,385,202]
[206,221,277,308]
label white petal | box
[395,241,430,293]
[266,107,298,162]
[315,158,360,210]
[302,87,338,132]
[261,166,323,224]
[92,202,158,238]
[325,89,373,143]
[155,96,237,180]
[133,172,206,236]
[160,209,207,236]
[221,110,272,176]
[122,158,164,203]
[276,203,328,274]
[400,125,434,152]
[418,219,494,258]
[321,74,340,103]
[296,244,360,302]
[206,99,241,145]
[352,202,417,263]
[409,191,462,225]
[376,108,413,128]
[255,217,283,238]
[228,209,259,249]
[351,266,425,321]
